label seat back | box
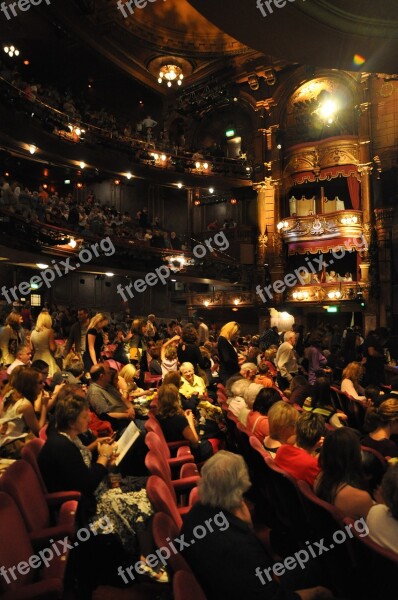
[261,455,310,546]
[146,475,182,529]
[173,570,207,600]
[145,418,171,458]
[0,459,50,533]
[21,437,47,493]
[0,492,35,592]
[145,430,171,460]
[343,517,398,598]
[152,512,191,573]
[145,450,176,501]
[297,479,355,594]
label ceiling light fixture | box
[105,272,114,277]
[79,161,86,169]
[28,144,37,155]
[68,238,77,249]
[126,172,133,180]
[158,64,184,87]
[4,45,19,58]
[36,263,49,269]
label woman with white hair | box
[180,450,333,600]
[30,311,60,377]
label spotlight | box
[79,161,86,169]
[126,172,133,180]
[28,144,37,155]
[177,182,183,189]
[209,188,214,194]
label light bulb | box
[167,81,172,88]
[29,144,37,155]
[79,161,86,169]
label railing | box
[0,77,252,181]
[278,210,364,244]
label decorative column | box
[357,164,373,284]
[374,207,394,327]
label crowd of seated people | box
[0,180,188,251]
[1,308,398,597]
[0,63,255,181]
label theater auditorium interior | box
[1,1,398,599]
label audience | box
[263,401,299,457]
[341,362,366,401]
[274,412,325,486]
[367,464,398,553]
[362,399,398,458]
[315,428,375,520]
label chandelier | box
[158,64,184,87]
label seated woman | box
[315,428,374,520]
[341,362,366,401]
[257,347,278,379]
[179,362,207,406]
[38,392,154,555]
[303,376,347,428]
[119,364,153,400]
[240,388,280,442]
[0,367,48,458]
[367,464,398,553]
[148,345,162,376]
[362,399,398,458]
[288,375,312,407]
[156,383,214,461]
[254,362,274,387]
[263,401,299,457]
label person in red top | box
[274,412,325,487]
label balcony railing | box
[278,210,363,245]
[285,282,368,303]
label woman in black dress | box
[217,321,243,384]
[83,313,109,372]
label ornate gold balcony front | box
[285,282,369,303]
[188,290,256,309]
[279,210,364,249]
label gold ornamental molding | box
[279,210,364,245]
[284,136,359,178]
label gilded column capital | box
[358,163,373,176]
[253,178,273,192]
[256,99,276,112]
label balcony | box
[284,281,368,304]
[278,209,364,252]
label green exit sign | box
[326,306,339,313]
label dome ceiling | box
[187,0,398,74]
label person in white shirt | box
[367,464,398,553]
[341,362,366,401]
[141,115,158,130]
[197,317,209,345]
[7,345,32,375]
[275,331,298,391]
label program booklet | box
[114,420,140,466]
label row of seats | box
[216,382,398,600]
[0,450,80,599]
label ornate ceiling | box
[187,0,398,74]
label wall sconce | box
[203,300,210,307]
[233,298,241,306]
[277,221,289,231]
[264,67,276,86]
[248,74,260,91]
[327,290,342,299]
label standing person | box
[141,115,158,134]
[275,331,298,391]
[362,328,387,386]
[177,324,208,375]
[64,308,90,356]
[259,320,280,351]
[197,317,209,345]
[30,311,60,378]
[0,312,25,367]
[307,331,330,385]
[83,313,109,372]
[217,321,244,385]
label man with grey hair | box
[181,451,333,600]
[275,330,298,391]
[240,361,258,381]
